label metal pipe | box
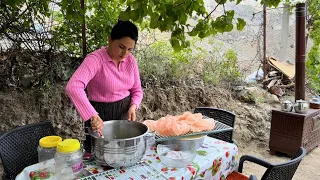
[295,3,306,101]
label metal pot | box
[294,99,309,114]
[156,134,206,150]
[90,120,150,168]
[281,100,293,112]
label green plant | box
[307,0,320,93]
[136,35,243,86]
[202,48,242,86]
[1,0,284,55]
[52,0,123,57]
[136,40,194,81]
[119,0,249,51]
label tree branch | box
[204,3,220,21]
[174,0,186,7]
[185,0,194,11]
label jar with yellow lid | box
[37,136,62,172]
[54,139,83,179]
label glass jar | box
[55,139,83,180]
[37,136,62,172]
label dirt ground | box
[239,144,320,180]
[0,83,319,179]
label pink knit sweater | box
[66,47,143,121]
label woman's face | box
[108,37,135,62]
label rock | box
[269,86,285,97]
[233,86,245,91]
[19,74,33,87]
[270,94,280,103]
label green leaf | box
[66,12,73,20]
[199,31,206,39]
[160,4,167,13]
[193,0,200,11]
[133,1,140,9]
[119,12,130,21]
[215,0,227,4]
[188,28,198,36]
[225,24,233,32]
[210,28,218,36]
[236,18,246,31]
[130,10,139,21]
[226,10,235,20]
[119,7,131,21]
[183,40,190,48]
[150,13,160,29]
[170,38,181,51]
[179,12,188,25]
[236,0,242,4]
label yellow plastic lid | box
[39,136,62,148]
[56,139,81,153]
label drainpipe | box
[295,3,306,101]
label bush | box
[135,35,243,87]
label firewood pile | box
[262,57,295,97]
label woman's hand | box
[90,114,104,132]
[128,104,137,121]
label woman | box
[66,20,143,157]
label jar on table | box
[37,135,62,172]
[55,139,83,179]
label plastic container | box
[37,136,62,172]
[55,139,83,179]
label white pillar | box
[279,4,290,62]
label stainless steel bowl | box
[91,120,149,168]
[156,134,206,150]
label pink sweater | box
[66,47,143,121]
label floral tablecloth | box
[15,137,239,180]
[143,137,239,180]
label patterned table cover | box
[15,137,239,180]
[143,137,239,180]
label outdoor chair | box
[226,147,307,180]
[0,121,56,180]
[194,107,236,143]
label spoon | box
[90,129,104,139]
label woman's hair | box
[110,20,138,42]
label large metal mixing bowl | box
[90,120,149,168]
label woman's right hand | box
[90,114,104,132]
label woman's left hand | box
[128,104,137,121]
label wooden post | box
[263,4,267,81]
[81,0,87,58]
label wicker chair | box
[194,107,236,143]
[227,147,307,180]
[0,121,56,180]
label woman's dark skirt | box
[83,95,131,153]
